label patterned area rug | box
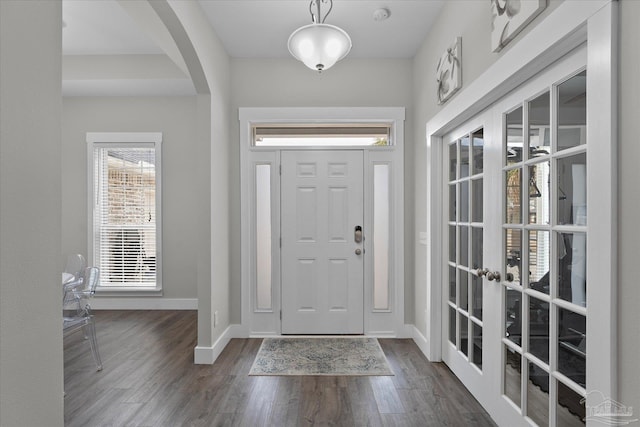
[249,337,394,376]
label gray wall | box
[229,58,415,324]
[62,96,199,300]
[0,1,64,425]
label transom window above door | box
[252,123,392,147]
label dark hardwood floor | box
[64,310,495,426]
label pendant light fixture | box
[287,0,352,72]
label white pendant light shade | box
[288,0,352,72]
[288,23,351,72]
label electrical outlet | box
[214,310,218,327]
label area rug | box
[249,337,394,376]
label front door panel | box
[281,150,364,334]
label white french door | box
[280,150,364,334]
[442,110,499,409]
[442,45,601,427]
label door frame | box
[239,107,406,337]
[425,0,617,412]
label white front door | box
[281,150,364,334]
[443,46,597,427]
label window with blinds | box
[89,134,161,291]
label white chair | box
[63,266,103,371]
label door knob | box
[487,271,501,282]
[355,248,362,255]
[476,268,489,277]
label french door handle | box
[487,271,501,282]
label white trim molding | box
[91,298,197,310]
[194,324,245,364]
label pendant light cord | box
[310,0,333,24]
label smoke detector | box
[373,8,390,22]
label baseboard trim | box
[411,325,432,360]
[91,298,197,310]
[194,324,244,364]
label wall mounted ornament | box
[436,37,462,105]
[491,0,547,52]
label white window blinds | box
[91,139,161,289]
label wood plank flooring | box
[64,310,495,426]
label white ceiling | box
[62,0,445,59]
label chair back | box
[63,266,99,311]
[64,254,86,279]
[82,266,100,295]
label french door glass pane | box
[460,313,469,357]
[506,229,522,286]
[558,307,586,388]
[528,362,550,427]
[472,275,483,320]
[529,230,550,294]
[506,169,522,224]
[472,129,484,174]
[529,91,551,154]
[529,161,550,225]
[505,287,522,346]
[449,226,456,263]
[558,71,586,151]
[460,181,469,222]
[449,265,456,303]
[472,323,482,369]
[472,179,483,222]
[449,184,456,221]
[556,381,586,426]
[504,347,522,408]
[558,232,586,307]
[506,107,523,165]
[460,136,470,178]
[529,297,550,364]
[449,306,457,344]
[557,153,587,226]
[449,143,458,180]
[460,271,469,311]
[460,226,469,267]
[472,227,483,270]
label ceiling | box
[62,0,445,59]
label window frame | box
[87,132,163,296]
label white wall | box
[0,1,64,425]
[229,58,415,324]
[617,0,640,416]
[62,96,199,301]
